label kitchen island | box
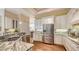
[0,33,34,51]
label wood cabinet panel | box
[22,35,30,43]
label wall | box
[0,9,5,36]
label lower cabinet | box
[54,34,79,51]
[62,36,72,51]
[62,36,79,51]
[34,32,43,42]
[54,34,63,45]
[22,35,31,43]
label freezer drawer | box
[43,35,54,44]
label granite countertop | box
[0,35,34,51]
[0,41,34,51]
[55,32,79,44]
[54,32,68,36]
[67,36,79,44]
[14,41,34,51]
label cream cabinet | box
[66,9,78,27]
[54,34,79,51]
[0,9,5,36]
[62,36,79,51]
[34,31,43,42]
[0,16,2,31]
[54,34,63,45]
[54,15,67,30]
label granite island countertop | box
[0,35,34,51]
[0,41,34,51]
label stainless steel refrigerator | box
[43,24,54,44]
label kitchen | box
[0,8,79,51]
[0,8,34,51]
[32,8,79,51]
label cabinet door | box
[34,32,43,42]
[62,36,79,51]
[54,35,63,45]
[54,15,67,29]
[0,16,1,31]
[62,36,69,50]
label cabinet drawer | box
[63,37,79,51]
[54,35,63,45]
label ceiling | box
[33,8,70,19]
[5,8,71,19]
[34,8,48,12]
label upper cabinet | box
[67,9,79,26]
[54,9,79,30]
[42,16,54,24]
[0,16,2,31]
[54,15,67,29]
[70,9,79,25]
[0,9,5,36]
